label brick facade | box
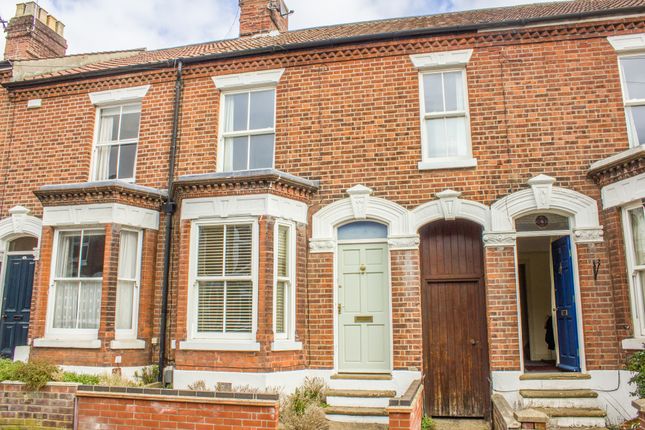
[0,382,76,429]
[0,2,642,423]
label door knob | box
[1,315,7,321]
[469,338,478,345]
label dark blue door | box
[0,255,35,359]
[551,236,581,372]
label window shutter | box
[198,225,224,276]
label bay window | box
[619,55,645,147]
[220,89,275,172]
[192,221,256,340]
[50,229,105,335]
[92,104,141,181]
[626,204,645,336]
[274,222,295,341]
[115,229,142,340]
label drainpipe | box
[158,60,183,382]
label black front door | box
[0,255,35,358]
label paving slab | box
[433,418,491,430]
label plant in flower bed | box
[280,377,329,430]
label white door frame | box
[334,238,393,374]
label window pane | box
[99,108,120,142]
[225,281,253,333]
[630,207,645,266]
[338,221,388,241]
[444,71,464,112]
[249,90,275,130]
[224,93,249,132]
[8,236,37,252]
[444,116,468,157]
[276,280,287,334]
[56,233,81,278]
[198,281,224,332]
[423,73,444,113]
[116,280,135,330]
[621,56,645,100]
[223,136,249,171]
[629,106,645,146]
[118,231,139,279]
[515,213,570,232]
[119,108,141,140]
[79,233,105,278]
[53,281,79,328]
[249,134,274,169]
[225,225,252,276]
[198,225,224,277]
[426,118,446,158]
[277,225,289,278]
[108,145,119,180]
[78,280,101,329]
[118,144,137,179]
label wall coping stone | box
[389,379,422,408]
[77,384,279,402]
[632,398,645,411]
[514,408,549,423]
[492,394,521,429]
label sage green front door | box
[338,243,391,373]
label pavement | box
[326,419,490,429]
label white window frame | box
[186,217,259,342]
[89,102,142,183]
[417,67,476,170]
[624,202,645,337]
[617,53,645,148]
[114,228,143,341]
[216,86,277,172]
[273,220,296,342]
[45,227,105,341]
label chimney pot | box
[4,2,67,60]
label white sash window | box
[115,229,142,340]
[619,55,645,148]
[626,204,645,336]
[274,222,295,341]
[92,104,141,181]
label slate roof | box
[8,0,645,85]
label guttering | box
[157,59,183,382]
[4,5,645,89]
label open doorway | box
[516,213,581,373]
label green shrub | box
[0,359,21,381]
[422,415,436,430]
[13,360,59,391]
[134,365,159,385]
[627,350,645,397]
[280,377,328,430]
[59,372,100,385]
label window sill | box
[622,338,645,350]
[179,340,260,352]
[33,338,101,349]
[418,158,477,171]
[271,340,303,351]
[110,339,146,350]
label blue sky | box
[0,0,558,56]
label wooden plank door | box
[420,220,490,418]
[338,243,391,373]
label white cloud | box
[0,0,565,58]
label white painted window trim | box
[43,227,105,342]
[601,169,645,209]
[608,33,645,53]
[89,102,142,183]
[186,217,259,344]
[616,52,645,148]
[179,340,260,351]
[33,338,101,349]
[110,339,146,350]
[271,340,303,351]
[416,66,476,170]
[216,86,277,172]
[273,220,296,344]
[114,228,143,341]
[43,203,160,231]
[623,202,645,338]
[88,85,150,106]
[212,69,285,91]
[410,49,473,70]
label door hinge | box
[337,304,342,315]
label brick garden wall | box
[0,382,77,429]
[388,380,424,430]
[75,386,280,430]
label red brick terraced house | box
[1,0,645,426]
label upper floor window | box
[50,229,105,335]
[411,49,476,170]
[221,89,275,172]
[619,55,645,147]
[92,104,141,181]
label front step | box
[519,389,599,409]
[534,407,607,428]
[325,406,389,425]
[325,389,396,408]
[519,373,596,390]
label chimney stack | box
[4,2,67,61]
[239,0,290,37]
